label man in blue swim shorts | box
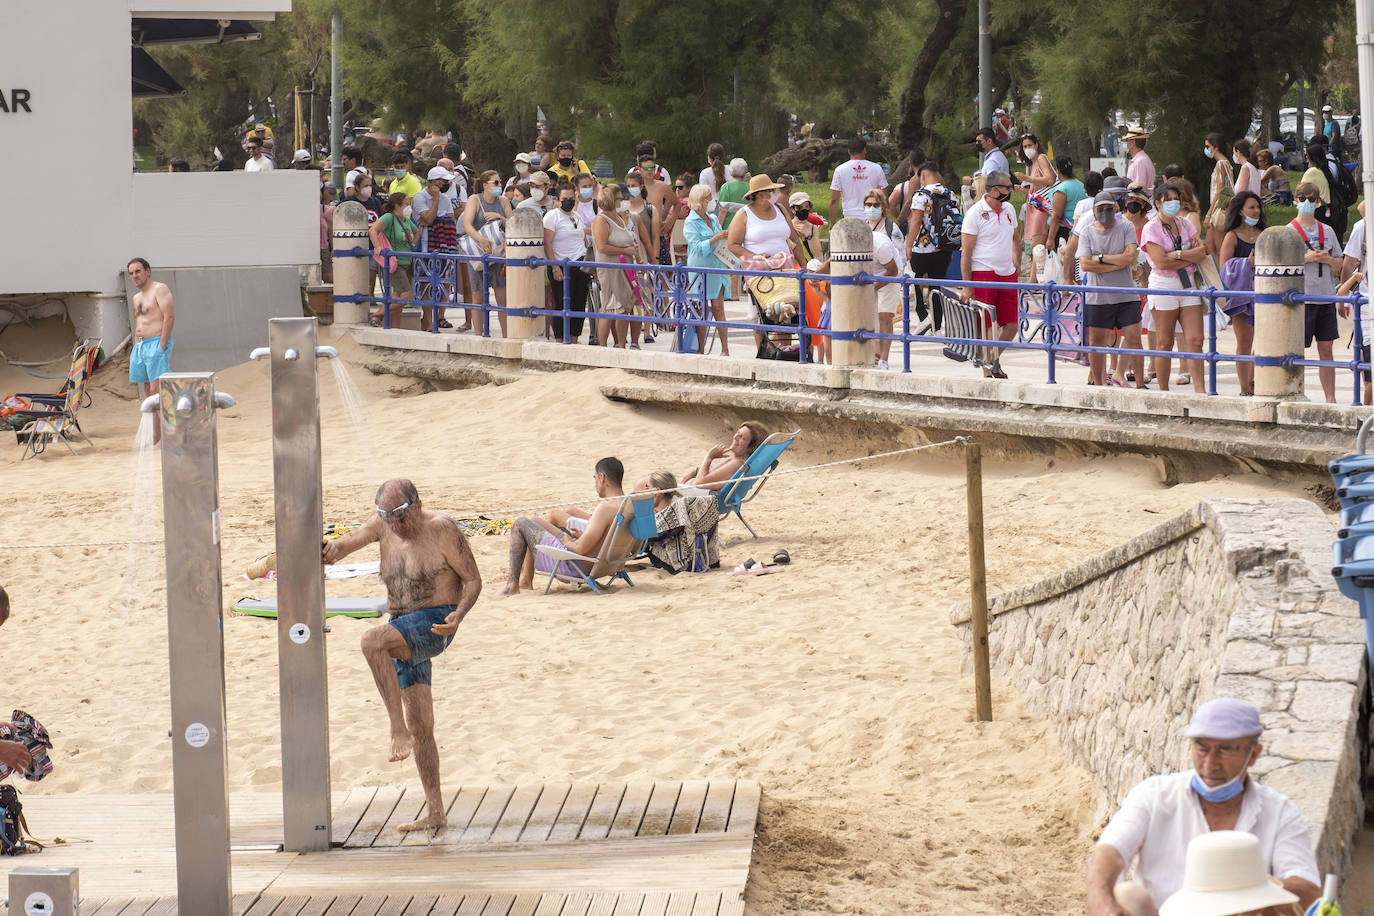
[127,257,175,443]
[324,479,482,834]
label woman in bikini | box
[681,421,770,490]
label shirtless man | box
[681,421,768,491]
[636,142,679,265]
[127,257,175,443]
[504,457,625,596]
[323,479,482,833]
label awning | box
[132,47,186,99]
[131,18,261,47]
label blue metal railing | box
[336,246,1372,404]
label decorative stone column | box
[332,201,370,325]
[828,217,876,368]
[1253,226,1309,398]
[504,207,545,339]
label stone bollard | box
[1253,225,1308,398]
[504,207,545,339]
[332,201,371,325]
[828,217,876,368]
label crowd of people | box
[217,113,1371,399]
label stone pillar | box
[828,217,876,368]
[504,207,545,339]
[1253,225,1308,398]
[332,201,370,325]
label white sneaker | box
[876,359,890,370]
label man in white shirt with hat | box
[1085,697,1321,916]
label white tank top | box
[742,205,792,257]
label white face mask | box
[515,162,529,175]
[617,200,631,213]
[530,187,546,202]
[358,186,372,201]
[401,205,412,220]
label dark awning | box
[132,47,186,99]
[131,18,261,47]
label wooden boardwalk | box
[1,780,759,915]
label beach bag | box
[748,275,800,324]
[1219,256,1254,320]
[0,785,40,855]
[928,188,963,252]
[1333,160,1360,209]
[0,712,52,783]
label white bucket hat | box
[1159,831,1299,916]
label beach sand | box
[0,319,1337,912]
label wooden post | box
[965,439,992,722]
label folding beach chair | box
[3,338,100,429]
[932,290,996,369]
[715,429,800,538]
[11,339,101,457]
[534,495,659,594]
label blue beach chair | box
[535,495,659,594]
[715,429,800,538]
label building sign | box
[0,90,32,113]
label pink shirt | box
[1128,150,1155,199]
[1140,215,1197,277]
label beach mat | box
[233,597,386,618]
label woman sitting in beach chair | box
[680,421,770,491]
[638,471,722,574]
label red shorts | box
[971,270,1019,327]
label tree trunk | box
[759,139,901,184]
[895,0,967,156]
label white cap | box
[345,167,367,188]
[514,152,533,165]
[426,165,456,181]
[292,149,311,163]
[1323,104,1334,113]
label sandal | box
[369,315,384,328]
[772,548,791,565]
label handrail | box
[335,246,1373,403]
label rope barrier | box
[0,437,965,551]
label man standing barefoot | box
[127,257,174,443]
[324,479,482,833]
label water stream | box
[122,411,159,608]
[329,357,381,473]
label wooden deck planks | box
[666,780,710,836]
[689,893,722,916]
[636,781,684,838]
[544,782,598,843]
[517,782,572,844]
[574,783,626,841]
[606,782,655,838]
[663,893,697,916]
[331,787,379,846]
[457,784,516,845]
[431,785,489,846]
[344,786,405,848]
[488,785,545,844]
[375,790,431,848]
[695,782,735,834]
[725,782,760,835]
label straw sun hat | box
[1159,832,1299,916]
[745,174,784,199]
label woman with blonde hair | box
[591,183,643,349]
[637,470,722,574]
[684,183,731,355]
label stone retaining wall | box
[950,498,1368,877]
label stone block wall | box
[951,498,1368,877]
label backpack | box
[928,187,963,252]
[1290,218,1332,278]
[1332,160,1360,210]
[0,784,40,855]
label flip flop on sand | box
[772,548,791,565]
[732,558,785,576]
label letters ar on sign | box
[0,90,33,113]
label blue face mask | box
[1161,200,1182,218]
[1204,147,1214,159]
[628,186,642,198]
[579,186,594,199]
[1190,769,1246,803]
[864,206,883,221]
[1297,200,1317,216]
[1243,215,1259,226]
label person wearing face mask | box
[506,152,534,191]
[684,183,732,356]
[412,165,461,330]
[388,150,423,201]
[1202,133,1236,258]
[1216,192,1266,396]
[863,191,902,370]
[1142,182,1210,392]
[958,170,1021,379]
[961,127,1010,193]
[544,181,593,343]
[1288,181,1346,403]
[516,170,553,215]
[1076,191,1144,388]
[460,169,512,337]
[829,136,889,220]
[368,192,419,326]
[591,183,644,349]
[1322,104,1343,158]
[1122,128,1154,201]
[1085,698,1320,916]
[1230,139,1262,199]
[1015,133,1058,281]
[789,191,826,264]
[548,140,591,184]
[728,174,805,351]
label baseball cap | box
[528,170,551,186]
[514,152,533,165]
[1093,191,1119,207]
[1184,698,1262,740]
[292,149,311,163]
[789,191,811,207]
[426,165,456,181]
[1322,104,1333,113]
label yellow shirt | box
[386,172,424,201]
[548,159,591,183]
[244,126,274,140]
[1301,167,1331,205]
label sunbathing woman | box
[681,421,769,491]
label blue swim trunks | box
[129,337,173,384]
[389,605,457,689]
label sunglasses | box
[990,183,1013,190]
[375,500,412,521]
[1297,195,1320,203]
[674,185,686,190]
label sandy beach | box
[0,317,1337,912]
